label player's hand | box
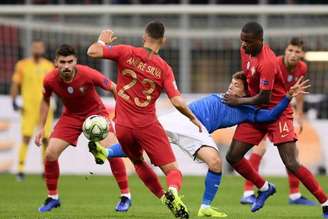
[223,93,241,106]
[12,100,21,111]
[98,29,117,45]
[191,118,203,133]
[35,128,45,146]
[287,76,311,98]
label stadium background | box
[0,0,328,177]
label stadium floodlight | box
[305,51,328,62]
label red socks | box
[294,166,327,203]
[287,170,300,194]
[134,161,165,198]
[233,158,265,189]
[244,153,262,191]
[166,169,182,191]
[45,160,60,195]
[108,158,129,194]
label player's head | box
[284,37,305,67]
[31,39,45,59]
[240,21,263,55]
[55,44,77,81]
[143,20,166,46]
[226,71,248,97]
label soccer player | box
[223,21,328,218]
[87,71,309,218]
[10,40,54,181]
[240,37,315,206]
[87,21,202,219]
[35,44,131,213]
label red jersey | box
[277,56,308,90]
[241,44,292,114]
[43,64,112,117]
[103,45,180,128]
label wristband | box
[97,40,106,46]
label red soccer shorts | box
[51,111,110,146]
[234,112,297,145]
[115,121,176,166]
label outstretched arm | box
[253,77,310,123]
[253,96,291,123]
[88,29,117,58]
[224,89,271,106]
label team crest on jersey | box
[287,75,294,82]
[67,86,74,94]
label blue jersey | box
[188,93,290,133]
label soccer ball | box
[82,115,109,141]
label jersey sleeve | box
[163,66,181,98]
[87,66,113,91]
[254,96,290,123]
[42,76,53,100]
[102,45,129,61]
[300,62,308,77]
[12,61,23,84]
[258,60,276,91]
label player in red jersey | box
[240,37,315,206]
[35,44,131,213]
[224,22,328,218]
[87,21,202,219]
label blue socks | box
[202,170,222,206]
[107,143,127,158]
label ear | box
[161,36,167,45]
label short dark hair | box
[242,21,263,39]
[145,20,165,40]
[289,37,305,51]
[232,71,248,93]
[56,44,76,57]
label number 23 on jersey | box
[118,68,156,108]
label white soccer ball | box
[82,115,109,141]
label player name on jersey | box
[126,57,161,79]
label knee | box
[45,147,59,161]
[283,159,300,173]
[225,151,239,165]
[254,145,266,156]
[207,156,222,172]
[45,153,58,161]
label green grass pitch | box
[0,174,326,219]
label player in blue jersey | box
[89,71,309,217]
